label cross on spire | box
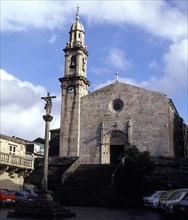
[115,72,119,81]
[76,6,80,20]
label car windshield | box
[18,191,31,196]
[169,192,183,200]
[170,191,188,200]
[160,190,174,199]
[0,190,12,195]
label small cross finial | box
[76,6,80,20]
[115,72,119,81]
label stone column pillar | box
[41,92,56,192]
[41,115,53,191]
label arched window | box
[70,56,76,69]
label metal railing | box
[0,152,34,170]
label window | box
[9,144,16,155]
[70,56,76,69]
[109,99,124,113]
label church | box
[50,10,187,164]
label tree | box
[112,145,155,207]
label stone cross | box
[41,92,56,116]
[115,72,119,81]
[41,92,56,192]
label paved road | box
[0,206,177,220]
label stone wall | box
[80,82,171,164]
[0,172,24,191]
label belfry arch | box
[101,130,129,164]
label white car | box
[143,191,166,208]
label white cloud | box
[81,1,186,42]
[105,48,131,71]
[1,1,186,42]
[1,1,73,32]
[0,69,60,140]
[94,39,188,100]
[139,39,188,96]
[1,1,187,124]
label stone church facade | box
[55,11,187,164]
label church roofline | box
[168,98,179,116]
[89,80,167,97]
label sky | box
[0,0,188,141]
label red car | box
[0,189,16,205]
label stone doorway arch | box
[101,130,129,164]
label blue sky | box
[1,0,187,140]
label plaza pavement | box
[0,206,169,220]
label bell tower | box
[59,8,90,157]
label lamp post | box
[41,92,56,192]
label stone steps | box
[54,164,116,207]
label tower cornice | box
[63,44,89,56]
[59,75,91,87]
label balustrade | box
[0,152,34,170]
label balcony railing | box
[0,152,34,170]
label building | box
[0,134,34,190]
[54,11,187,164]
[26,137,44,158]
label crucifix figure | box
[41,92,56,116]
[115,72,119,81]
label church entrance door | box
[110,145,124,164]
[102,130,128,164]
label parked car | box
[165,190,188,213]
[143,190,166,208]
[22,189,40,197]
[158,188,188,210]
[15,189,41,204]
[15,190,34,204]
[172,194,188,216]
[0,189,16,206]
